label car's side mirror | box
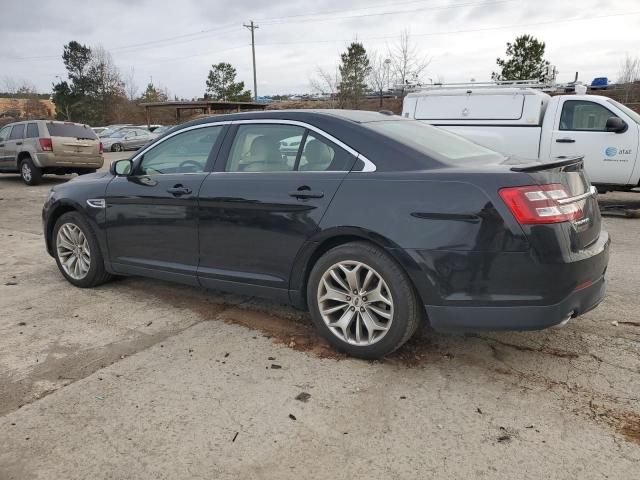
[110,159,133,176]
[606,116,627,133]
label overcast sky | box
[1,0,638,98]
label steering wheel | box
[179,160,202,173]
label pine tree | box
[492,35,551,82]
[338,42,371,109]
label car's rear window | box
[46,122,97,140]
[365,119,506,164]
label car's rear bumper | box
[401,230,610,333]
[425,274,606,333]
[35,153,104,169]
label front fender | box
[43,198,108,259]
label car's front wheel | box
[53,212,112,288]
[307,242,422,359]
[111,143,123,152]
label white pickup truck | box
[402,86,640,191]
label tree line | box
[3,34,639,127]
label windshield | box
[365,119,506,163]
[46,122,97,140]
[608,99,640,125]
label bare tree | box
[388,30,430,97]
[2,76,18,94]
[618,53,640,103]
[124,67,139,101]
[309,67,340,99]
[90,45,124,98]
[368,52,392,108]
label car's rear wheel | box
[111,143,123,152]
[53,212,112,288]
[307,241,422,359]
[20,157,42,185]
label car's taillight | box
[39,138,53,152]
[99,142,104,154]
[499,184,583,224]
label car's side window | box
[0,126,10,142]
[138,126,223,175]
[9,124,25,140]
[226,124,304,172]
[560,100,618,131]
[25,123,39,138]
[298,133,353,171]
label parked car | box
[149,125,175,139]
[101,128,154,152]
[0,120,103,185]
[42,110,609,359]
[402,86,640,192]
[98,125,133,138]
[279,135,303,157]
[135,124,162,132]
[92,127,108,136]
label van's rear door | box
[45,122,100,159]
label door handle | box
[288,189,324,199]
[556,138,575,143]
[167,185,192,196]
[16,141,22,145]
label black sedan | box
[42,110,610,359]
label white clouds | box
[0,0,638,97]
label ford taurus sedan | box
[42,110,610,359]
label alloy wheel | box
[317,260,394,346]
[21,162,32,182]
[56,223,91,280]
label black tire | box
[52,212,113,288]
[20,157,42,185]
[111,143,123,152]
[77,169,97,175]
[307,241,422,359]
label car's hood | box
[67,170,111,183]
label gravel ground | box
[0,155,639,479]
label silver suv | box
[0,120,104,185]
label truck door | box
[550,98,637,185]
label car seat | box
[299,139,333,171]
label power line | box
[259,0,520,25]
[258,11,640,47]
[256,0,485,22]
[96,10,640,67]
[2,0,518,61]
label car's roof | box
[2,119,88,126]
[187,109,400,127]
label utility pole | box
[243,20,258,101]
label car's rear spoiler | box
[509,155,584,172]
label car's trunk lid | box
[510,156,601,251]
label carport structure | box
[140,100,267,126]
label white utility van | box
[402,84,640,191]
